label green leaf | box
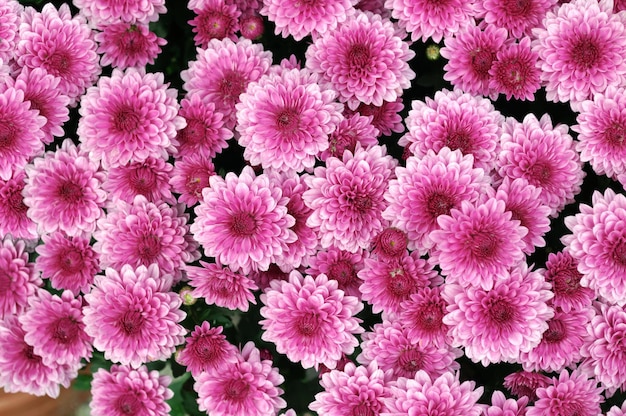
[166,372,191,416]
[72,372,93,391]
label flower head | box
[475,0,556,38]
[73,0,166,25]
[177,321,238,377]
[95,22,166,69]
[306,246,366,297]
[526,370,603,416]
[488,36,541,101]
[188,0,241,46]
[0,171,38,240]
[543,251,595,312]
[320,113,379,162]
[503,370,551,402]
[103,156,174,205]
[169,154,216,207]
[0,238,39,319]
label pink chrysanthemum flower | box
[78,67,184,169]
[475,0,556,39]
[103,156,174,205]
[169,154,216,207]
[259,271,364,370]
[83,264,186,368]
[304,144,397,253]
[497,113,585,217]
[187,261,258,312]
[306,246,366,297]
[495,177,551,255]
[177,94,232,160]
[3,67,70,143]
[23,139,107,237]
[35,232,99,294]
[94,195,197,283]
[0,86,45,181]
[240,14,265,40]
[384,0,476,43]
[358,320,461,380]
[485,391,529,416]
[195,341,286,416]
[573,85,626,181]
[236,68,343,172]
[17,4,100,106]
[579,303,626,391]
[609,403,626,416]
[520,307,591,373]
[345,98,405,137]
[383,370,484,416]
[95,22,166,69]
[504,370,551,402]
[396,286,450,347]
[320,113,379,162]
[0,0,20,62]
[19,289,92,369]
[249,263,290,292]
[383,148,490,255]
[260,0,357,41]
[526,370,603,416]
[543,251,595,313]
[181,38,273,130]
[489,36,541,101]
[0,238,39,319]
[430,198,527,290]
[0,171,38,240]
[177,321,238,377]
[370,227,408,262]
[531,0,626,110]
[73,0,166,25]
[191,166,296,274]
[441,22,509,99]
[0,315,75,398]
[305,11,415,111]
[400,89,503,173]
[188,0,240,46]
[562,189,626,306]
[90,364,172,416]
[443,263,554,366]
[310,362,393,416]
[359,252,437,316]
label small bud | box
[425,44,440,61]
[240,14,264,40]
[180,286,196,306]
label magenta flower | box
[19,289,92,369]
[430,198,527,290]
[370,227,409,262]
[305,11,415,111]
[304,144,397,253]
[384,0,476,43]
[187,261,258,312]
[16,4,100,106]
[94,195,197,283]
[443,263,554,366]
[169,154,216,207]
[526,370,603,416]
[400,88,503,172]
[78,67,184,169]
[188,0,240,46]
[562,189,626,306]
[0,86,45,181]
[383,148,490,255]
[194,341,286,416]
[35,232,99,294]
[73,0,166,25]
[475,0,556,39]
[191,166,296,274]
[310,362,393,416]
[503,371,551,402]
[531,0,626,109]
[488,36,541,101]
[236,68,343,172]
[176,94,232,160]
[383,370,484,416]
[259,271,363,370]
[177,321,238,377]
[320,113,379,162]
[0,238,39,319]
[397,286,450,347]
[0,315,75,398]
[260,0,357,41]
[543,251,595,313]
[83,264,187,368]
[0,171,38,240]
[358,320,461,380]
[345,98,405,137]
[0,0,20,62]
[95,22,166,69]
[90,364,173,416]
[441,22,509,99]
[103,156,174,205]
[497,113,585,217]
[181,37,272,129]
[306,246,366,298]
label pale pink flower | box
[0,0,20,62]
[95,22,166,69]
[485,390,529,416]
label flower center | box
[374,227,408,258]
[0,271,12,293]
[0,123,16,150]
[426,192,455,219]
[197,10,233,41]
[129,165,158,195]
[120,309,144,335]
[469,231,498,259]
[186,169,210,198]
[443,127,472,153]
[45,50,71,77]
[113,107,141,133]
[58,181,84,203]
[351,403,376,416]
[527,162,552,186]
[612,240,626,266]
[543,317,566,343]
[353,195,373,212]
[7,185,27,214]
[604,122,626,147]
[571,38,600,69]
[348,43,371,68]
[193,334,222,362]
[224,378,250,401]
[387,268,414,297]
[471,49,495,76]
[495,57,528,91]
[329,130,358,158]
[218,71,247,102]
[398,348,424,373]
[138,233,161,262]
[60,247,85,273]
[416,302,444,331]
[275,108,300,134]
[503,0,531,16]
[179,118,207,146]
[118,26,145,54]
[552,268,583,295]
[116,392,143,415]
[488,298,515,324]
[327,259,357,287]
[230,212,256,236]
[296,312,320,336]
[53,316,79,344]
